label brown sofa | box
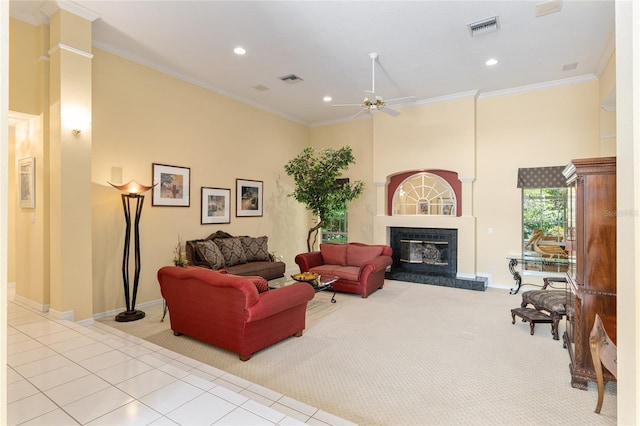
[186,230,285,280]
[295,242,393,298]
[158,266,314,361]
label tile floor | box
[6,295,353,425]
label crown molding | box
[478,74,598,100]
[416,90,479,106]
[40,0,100,22]
[48,43,93,59]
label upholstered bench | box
[520,277,572,340]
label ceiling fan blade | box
[332,103,364,108]
[385,96,417,106]
[380,107,401,117]
[350,108,371,120]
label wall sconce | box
[62,105,90,137]
[108,180,155,322]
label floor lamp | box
[109,181,154,322]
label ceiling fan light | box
[233,47,246,55]
[485,58,498,66]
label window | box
[321,178,350,243]
[392,172,456,216]
[522,187,567,248]
[517,166,568,271]
[321,209,348,243]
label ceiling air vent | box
[279,74,304,84]
[468,16,500,37]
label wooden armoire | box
[562,156,617,389]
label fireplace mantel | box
[373,214,477,280]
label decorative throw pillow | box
[249,276,269,293]
[320,243,347,266]
[196,240,225,270]
[241,236,270,262]
[214,237,247,266]
[346,244,384,267]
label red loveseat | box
[295,242,393,298]
[157,266,314,361]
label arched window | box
[392,172,456,216]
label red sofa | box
[295,242,393,298]
[157,266,314,361]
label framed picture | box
[418,200,429,215]
[18,157,35,208]
[442,199,455,215]
[236,178,263,217]
[201,187,231,224]
[152,163,190,207]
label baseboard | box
[93,298,163,321]
[48,307,75,322]
[13,294,49,313]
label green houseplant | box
[284,146,364,252]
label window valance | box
[517,166,567,188]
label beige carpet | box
[100,290,347,373]
[100,281,617,426]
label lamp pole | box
[109,181,153,322]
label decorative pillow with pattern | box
[196,240,225,270]
[240,236,270,262]
[214,237,247,266]
[249,276,269,293]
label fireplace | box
[390,227,457,277]
[386,226,486,291]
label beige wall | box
[373,95,477,182]
[9,19,50,311]
[12,116,48,308]
[7,126,15,286]
[475,80,601,286]
[599,51,616,156]
[8,19,41,115]
[90,49,310,314]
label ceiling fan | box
[333,52,416,119]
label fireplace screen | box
[400,240,448,266]
[389,227,457,278]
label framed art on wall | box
[201,187,231,224]
[152,163,190,206]
[236,179,263,217]
[18,157,35,208]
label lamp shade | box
[108,180,154,194]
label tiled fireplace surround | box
[373,169,487,291]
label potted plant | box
[173,236,188,267]
[284,146,364,252]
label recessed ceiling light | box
[485,58,498,66]
[323,96,332,102]
[233,47,246,55]
[536,0,563,17]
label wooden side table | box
[511,307,553,336]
